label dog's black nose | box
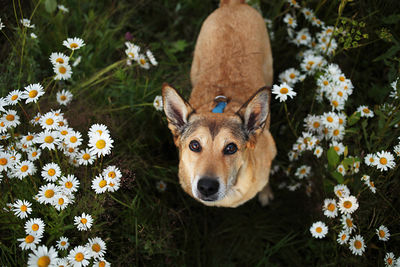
[197,177,219,197]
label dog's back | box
[190,0,273,113]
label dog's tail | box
[220,0,245,6]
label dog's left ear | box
[237,87,270,135]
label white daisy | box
[37,130,61,150]
[138,54,150,69]
[336,164,346,176]
[58,126,73,137]
[365,179,376,193]
[54,63,72,80]
[338,195,359,214]
[294,165,311,179]
[6,90,23,105]
[63,130,82,148]
[24,217,45,236]
[63,37,85,50]
[364,153,376,166]
[322,112,339,129]
[88,133,114,157]
[74,213,93,231]
[349,235,366,256]
[12,199,32,219]
[59,174,80,194]
[37,183,59,205]
[337,230,350,245]
[91,174,108,194]
[156,180,167,192]
[153,95,163,111]
[18,233,42,250]
[357,105,374,118]
[309,221,328,239]
[374,151,396,171]
[27,245,59,267]
[384,252,396,267]
[3,109,20,128]
[272,83,297,102]
[14,160,36,180]
[0,151,12,172]
[146,50,158,66]
[58,4,69,13]
[331,141,345,155]
[52,193,70,211]
[125,43,140,61]
[341,214,356,233]
[287,0,300,8]
[31,112,42,125]
[56,236,70,250]
[41,162,62,182]
[323,198,337,218]
[106,177,120,192]
[39,112,60,131]
[68,245,91,267]
[102,165,122,180]
[56,89,73,105]
[314,146,323,158]
[20,18,35,28]
[93,258,111,267]
[283,13,297,28]
[77,148,96,166]
[88,124,110,136]
[49,52,69,65]
[376,225,390,241]
[30,32,37,38]
[393,144,400,157]
[22,83,45,103]
[328,125,345,141]
[334,184,350,198]
[87,237,107,258]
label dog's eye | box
[189,140,202,152]
[224,143,238,155]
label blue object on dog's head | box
[212,101,227,113]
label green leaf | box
[327,147,340,169]
[44,0,57,13]
[331,171,344,184]
[373,45,400,62]
[348,111,361,126]
[382,14,400,24]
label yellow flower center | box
[56,58,64,63]
[288,18,293,24]
[61,241,66,246]
[59,66,67,74]
[300,169,306,174]
[92,243,101,252]
[337,91,343,97]
[25,235,34,243]
[70,43,79,48]
[11,95,18,101]
[99,180,107,188]
[370,181,375,188]
[45,118,54,125]
[70,136,78,143]
[333,129,339,136]
[26,135,34,141]
[81,218,87,224]
[0,158,8,165]
[332,100,339,107]
[61,130,68,135]
[65,181,73,189]
[97,130,103,135]
[37,256,50,267]
[327,203,335,212]
[346,218,353,227]
[29,90,38,98]
[313,121,320,128]
[68,147,75,153]
[32,223,39,231]
[327,116,333,123]
[388,258,393,265]
[334,146,339,152]
[343,201,352,209]
[48,169,56,176]
[379,230,386,238]
[44,136,54,143]
[369,157,374,163]
[315,227,322,233]
[380,157,387,165]
[6,114,14,121]
[31,151,37,157]
[128,52,135,58]
[21,165,28,172]
[60,95,67,101]
[280,87,289,94]
[354,240,362,249]
[108,171,116,178]
[289,73,296,79]
[45,189,54,198]
[301,35,307,40]
[58,198,64,205]
[96,140,106,149]
[140,58,146,65]
[20,205,27,212]
[75,252,84,262]
[323,80,329,86]
[341,234,347,241]
[99,261,106,267]
[363,108,370,113]
[83,153,90,160]
[339,76,345,82]
[339,118,343,124]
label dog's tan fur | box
[162,0,276,207]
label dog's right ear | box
[162,83,193,139]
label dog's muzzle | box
[197,177,220,201]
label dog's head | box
[162,84,270,205]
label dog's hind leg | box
[258,184,274,206]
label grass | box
[1,0,400,266]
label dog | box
[162,0,276,207]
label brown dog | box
[162,0,276,207]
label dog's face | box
[162,84,270,205]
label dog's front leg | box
[258,184,274,206]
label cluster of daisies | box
[270,0,400,262]
[125,41,158,69]
[50,37,85,80]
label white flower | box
[54,63,72,80]
[138,54,150,69]
[37,130,61,150]
[153,95,163,111]
[294,165,311,179]
[348,235,366,256]
[37,183,59,205]
[336,230,350,245]
[59,174,80,194]
[272,83,297,102]
[87,237,107,258]
[22,83,45,103]
[364,153,376,166]
[330,141,345,155]
[341,214,356,233]
[74,213,93,231]
[357,105,374,118]
[322,112,339,129]
[323,198,337,218]
[49,52,69,65]
[27,245,59,266]
[338,195,359,214]
[58,4,69,13]
[393,144,400,157]
[125,44,140,61]
[365,178,376,193]
[73,56,82,67]
[68,245,91,267]
[334,184,350,198]
[91,174,108,194]
[376,225,390,241]
[384,252,396,267]
[6,90,23,105]
[20,18,35,28]
[13,160,36,179]
[93,258,111,267]
[18,232,42,250]
[64,130,83,148]
[156,180,167,192]
[63,37,85,50]
[88,133,114,157]
[12,199,32,219]
[24,218,45,236]
[374,151,396,171]
[146,50,158,66]
[56,236,70,250]
[52,193,70,211]
[30,32,37,38]
[309,221,328,239]
[314,146,323,158]
[3,109,20,128]
[41,162,62,182]
[77,148,96,165]
[283,14,297,28]
[336,164,346,176]
[89,124,110,136]
[102,165,122,180]
[56,89,73,105]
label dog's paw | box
[258,185,274,206]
